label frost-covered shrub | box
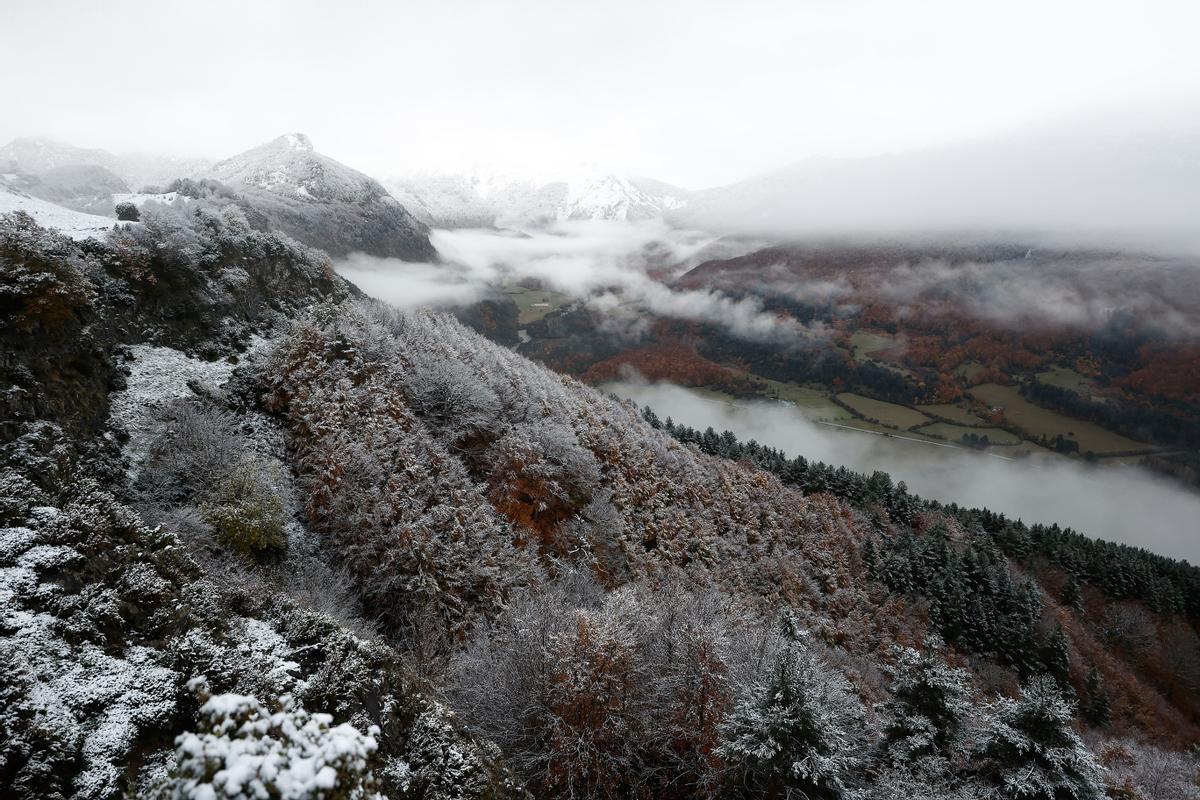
[141,401,245,507]
[484,421,602,542]
[202,462,287,559]
[165,677,382,800]
[133,204,214,271]
[0,468,47,524]
[402,354,502,445]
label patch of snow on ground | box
[112,190,186,209]
[108,341,264,480]
[0,187,126,240]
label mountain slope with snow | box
[0,136,211,191]
[204,133,436,261]
[1,164,129,215]
[388,170,691,229]
[0,183,124,239]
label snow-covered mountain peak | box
[279,132,314,152]
[386,169,692,229]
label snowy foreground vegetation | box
[2,204,1199,799]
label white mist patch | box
[335,255,493,309]
[607,380,1200,565]
[334,221,783,340]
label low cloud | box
[682,106,1200,253]
[334,220,793,342]
[608,380,1200,565]
[878,255,1200,338]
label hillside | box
[204,133,437,261]
[0,183,125,239]
[0,136,211,191]
[3,205,1199,798]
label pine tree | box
[718,615,865,799]
[1082,666,1111,728]
[975,675,1104,800]
[1062,575,1084,612]
[1043,625,1071,688]
[878,645,973,768]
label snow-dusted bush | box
[165,677,383,800]
[402,353,502,446]
[140,400,245,507]
[484,420,602,540]
[134,203,214,271]
[1,210,97,330]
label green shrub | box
[202,461,286,559]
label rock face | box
[204,133,438,261]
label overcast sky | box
[3,0,1199,187]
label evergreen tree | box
[1061,575,1084,613]
[975,676,1104,800]
[878,645,973,768]
[1082,666,1111,728]
[718,616,865,799]
[1043,625,1072,689]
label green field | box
[917,403,988,426]
[849,331,902,361]
[969,383,1149,454]
[836,393,930,429]
[956,361,986,380]
[919,422,1022,445]
[1035,365,1109,402]
[760,380,854,421]
[503,285,573,324]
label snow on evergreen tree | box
[974,675,1104,800]
[877,644,974,768]
[1082,667,1111,728]
[717,613,865,798]
[164,677,383,800]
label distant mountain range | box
[679,117,1200,247]
[387,171,691,229]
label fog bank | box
[607,381,1200,565]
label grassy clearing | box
[956,361,986,380]
[917,403,988,426]
[503,284,573,324]
[836,392,930,429]
[920,422,1022,445]
[849,331,901,361]
[1035,365,1109,402]
[760,379,854,421]
[969,383,1149,454]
